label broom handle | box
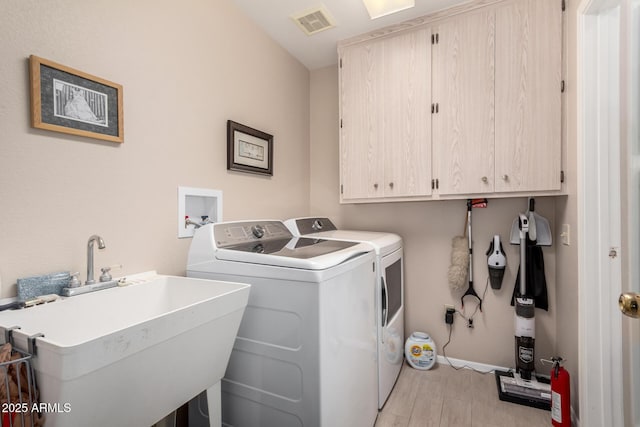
[519,213,528,296]
[467,203,473,281]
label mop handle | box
[518,213,528,296]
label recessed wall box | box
[178,187,222,238]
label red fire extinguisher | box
[551,357,570,427]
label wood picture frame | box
[227,120,273,176]
[29,55,124,143]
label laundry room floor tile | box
[375,364,550,427]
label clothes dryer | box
[187,220,378,427]
[284,217,404,409]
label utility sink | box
[0,272,250,427]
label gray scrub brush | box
[448,235,469,292]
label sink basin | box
[0,272,250,427]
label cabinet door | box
[432,11,496,195]
[339,40,385,200]
[495,0,562,192]
[383,29,432,198]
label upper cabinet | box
[495,0,563,192]
[432,10,496,196]
[339,28,432,201]
[338,0,564,203]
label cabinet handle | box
[389,182,394,189]
[502,175,509,181]
[481,176,488,183]
[374,183,378,189]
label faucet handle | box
[69,272,81,288]
[99,267,112,282]
[99,264,122,282]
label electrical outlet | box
[445,306,455,325]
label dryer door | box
[379,248,404,408]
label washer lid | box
[223,237,358,258]
[211,220,372,269]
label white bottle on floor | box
[405,332,437,370]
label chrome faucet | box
[86,235,106,285]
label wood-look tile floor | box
[375,363,550,427]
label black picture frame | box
[227,120,273,176]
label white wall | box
[0,0,310,295]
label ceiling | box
[229,0,470,70]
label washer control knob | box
[251,225,265,238]
[312,219,324,231]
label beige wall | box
[0,0,310,296]
[310,66,560,372]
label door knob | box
[619,292,640,318]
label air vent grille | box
[291,6,336,36]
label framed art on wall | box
[29,55,124,143]
[227,120,273,176]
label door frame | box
[578,0,628,425]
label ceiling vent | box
[291,6,336,36]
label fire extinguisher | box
[551,357,570,427]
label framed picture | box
[227,120,273,176]
[29,55,124,143]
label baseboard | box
[436,355,509,373]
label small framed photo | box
[227,120,273,176]
[29,55,124,143]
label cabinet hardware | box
[431,179,435,190]
[389,182,394,189]
[339,58,342,68]
[561,80,565,93]
[431,34,435,44]
[431,103,435,114]
[436,178,439,189]
[481,176,488,183]
[374,183,378,189]
[561,170,565,183]
[502,174,509,181]
[436,33,439,44]
[562,0,566,12]
[340,119,343,128]
[340,184,343,194]
[435,103,439,113]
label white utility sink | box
[0,272,250,427]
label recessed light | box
[362,0,415,19]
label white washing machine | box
[187,220,378,427]
[284,217,404,409]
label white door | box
[580,0,640,426]
[622,1,640,425]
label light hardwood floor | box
[375,363,550,427]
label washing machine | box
[284,217,404,409]
[187,220,378,427]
